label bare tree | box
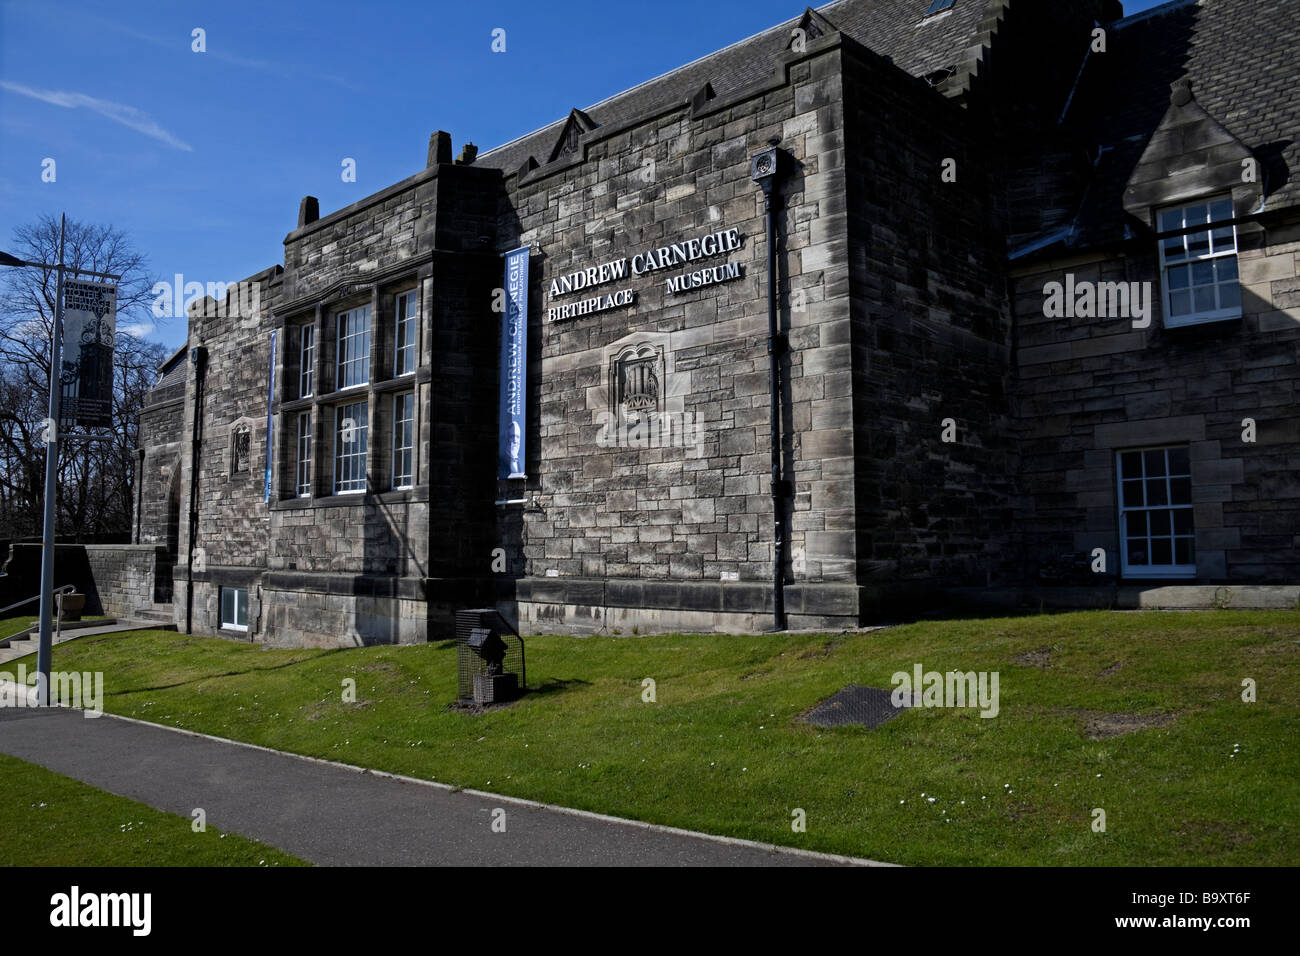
[0,215,166,541]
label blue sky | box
[1,0,1172,353]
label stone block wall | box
[1010,217,1300,583]
[123,4,1299,645]
[135,384,184,553]
[842,39,1019,590]
[0,543,160,618]
[494,35,861,629]
[83,544,164,617]
[171,270,279,636]
[251,161,501,645]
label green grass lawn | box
[0,753,305,866]
[10,610,1299,865]
[1,614,39,641]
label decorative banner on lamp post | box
[59,278,117,428]
[498,246,529,479]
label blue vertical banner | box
[265,329,276,502]
[499,247,529,479]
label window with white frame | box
[392,392,415,488]
[1117,446,1195,578]
[220,586,248,631]
[295,411,312,497]
[337,305,371,389]
[1158,196,1241,327]
[334,401,368,494]
[300,324,315,398]
[395,290,417,376]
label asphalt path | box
[0,703,889,867]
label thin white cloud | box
[110,23,359,91]
[0,81,193,151]
[117,320,157,338]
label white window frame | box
[392,391,415,489]
[1116,445,1196,579]
[300,324,315,398]
[395,290,417,377]
[336,306,371,390]
[295,411,312,498]
[334,401,369,494]
[1157,195,1242,328]
[220,586,249,632]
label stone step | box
[84,620,177,637]
[134,608,175,623]
[0,617,119,648]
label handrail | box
[0,584,77,618]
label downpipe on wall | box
[751,139,789,631]
[185,344,207,634]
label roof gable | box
[1123,77,1262,227]
[1060,0,1300,249]
[786,6,840,49]
[546,108,600,164]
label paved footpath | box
[0,703,888,867]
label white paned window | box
[337,306,371,389]
[392,392,415,489]
[1158,197,1241,328]
[395,291,417,376]
[300,325,315,397]
[334,401,368,494]
[1117,446,1196,578]
[295,412,312,497]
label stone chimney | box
[456,143,478,165]
[298,196,319,227]
[428,130,453,167]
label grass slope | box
[0,753,305,866]
[14,610,1299,865]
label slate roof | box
[1065,0,1300,248]
[475,0,996,177]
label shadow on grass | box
[527,676,592,698]
[107,646,355,697]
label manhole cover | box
[800,684,905,729]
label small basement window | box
[220,587,249,631]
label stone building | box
[129,0,1300,646]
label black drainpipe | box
[185,344,207,634]
[134,448,144,543]
[751,139,788,630]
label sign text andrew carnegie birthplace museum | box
[546,227,744,322]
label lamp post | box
[1,214,119,704]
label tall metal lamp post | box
[1,215,119,704]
